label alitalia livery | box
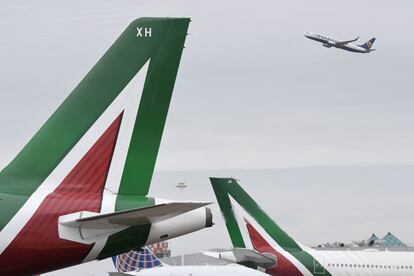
[304,32,376,53]
[0,18,214,276]
[210,178,414,276]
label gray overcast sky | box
[1,1,414,275]
[1,0,414,171]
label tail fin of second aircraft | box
[210,177,332,276]
[210,178,303,251]
[360,37,376,49]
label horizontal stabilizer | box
[204,248,277,269]
[59,202,210,244]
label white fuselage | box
[307,246,414,276]
[304,32,369,53]
[120,264,267,276]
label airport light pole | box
[175,181,188,200]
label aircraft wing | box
[58,202,210,243]
[335,36,359,46]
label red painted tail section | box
[245,221,303,276]
[0,113,123,276]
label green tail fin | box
[117,18,190,196]
[0,18,190,230]
[210,177,332,276]
[210,177,301,251]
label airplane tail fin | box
[0,18,190,229]
[209,178,302,252]
[210,177,331,276]
[359,37,376,49]
[111,246,162,272]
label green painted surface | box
[210,178,332,276]
[211,177,301,251]
[291,251,330,275]
[117,18,190,197]
[98,224,152,259]
[210,178,246,248]
[115,196,155,212]
[101,196,155,257]
[0,17,189,233]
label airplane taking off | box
[210,178,414,276]
[0,18,214,275]
[304,32,376,53]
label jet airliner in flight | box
[305,32,376,53]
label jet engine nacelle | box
[323,43,332,48]
[145,207,213,244]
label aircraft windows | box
[319,263,414,270]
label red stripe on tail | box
[0,113,123,276]
[245,220,304,276]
